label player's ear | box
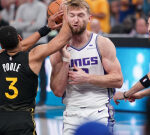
[18,34,22,41]
[88,15,92,22]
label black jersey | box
[0,51,38,111]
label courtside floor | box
[34,106,146,135]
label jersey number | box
[5,77,18,99]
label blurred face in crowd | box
[136,18,148,34]
[110,0,120,15]
[120,0,129,6]
[90,19,101,34]
[67,6,90,35]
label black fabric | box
[0,111,36,135]
[0,51,38,111]
[38,26,51,37]
[140,75,150,88]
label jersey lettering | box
[2,63,21,72]
[70,57,98,67]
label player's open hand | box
[113,91,124,105]
[68,64,89,84]
[48,10,63,30]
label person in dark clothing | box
[0,11,71,134]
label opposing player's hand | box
[113,91,124,105]
[60,45,70,60]
[60,4,72,38]
[127,92,143,102]
[48,10,63,30]
[68,64,89,84]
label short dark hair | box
[0,26,19,50]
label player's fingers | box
[57,10,64,16]
[54,23,63,29]
[68,71,75,77]
[73,64,80,71]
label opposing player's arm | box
[20,11,64,52]
[20,32,41,51]
[50,52,69,97]
[29,17,72,75]
[88,36,123,88]
[120,72,150,98]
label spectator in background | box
[85,0,110,33]
[119,0,135,23]
[0,0,16,23]
[0,12,9,27]
[15,0,27,11]
[89,19,103,34]
[122,16,135,34]
[110,16,135,34]
[11,0,47,43]
[143,0,150,17]
[11,0,48,106]
[110,0,120,28]
[135,17,148,35]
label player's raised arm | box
[29,9,72,75]
[20,10,64,52]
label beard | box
[69,23,87,35]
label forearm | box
[21,32,40,51]
[51,62,69,97]
[125,82,145,97]
[21,26,51,51]
[87,73,123,88]
[141,89,150,97]
[46,31,71,56]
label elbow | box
[50,84,64,97]
[53,91,64,97]
[116,75,123,88]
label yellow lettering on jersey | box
[5,77,18,99]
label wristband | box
[38,26,51,37]
[123,91,128,99]
[139,75,150,88]
[62,57,70,63]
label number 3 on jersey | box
[5,77,18,99]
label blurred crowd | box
[0,0,149,37]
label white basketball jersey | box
[63,33,114,108]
